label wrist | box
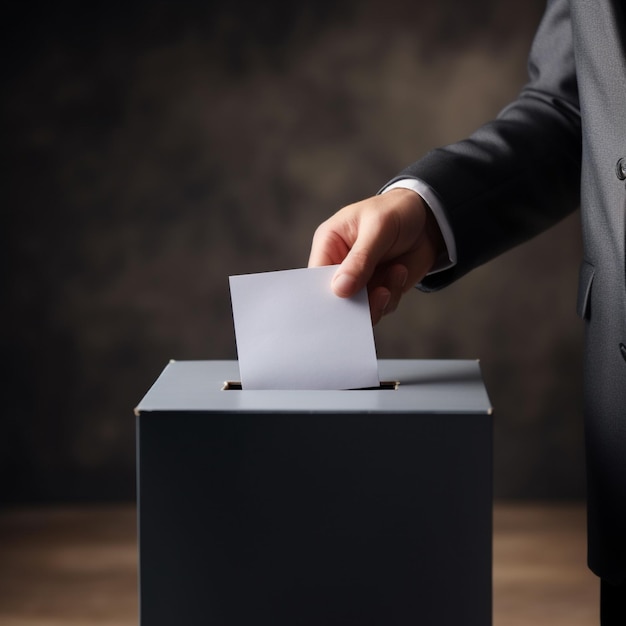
[384,188,445,274]
[381,177,456,274]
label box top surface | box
[135,360,492,415]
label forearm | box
[393,0,582,290]
[406,100,581,289]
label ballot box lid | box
[135,359,492,415]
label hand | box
[308,189,445,324]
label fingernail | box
[332,273,357,297]
[379,290,391,313]
[396,266,408,288]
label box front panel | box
[138,411,492,626]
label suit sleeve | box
[395,0,582,291]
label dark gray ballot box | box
[135,359,493,626]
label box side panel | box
[138,411,492,626]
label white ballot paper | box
[229,266,379,390]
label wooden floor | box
[0,502,599,625]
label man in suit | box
[308,0,625,622]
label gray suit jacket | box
[391,0,626,583]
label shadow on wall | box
[3,0,584,503]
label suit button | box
[617,158,626,180]
[621,343,626,362]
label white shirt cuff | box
[381,178,457,274]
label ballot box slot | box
[221,381,400,391]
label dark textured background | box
[3,0,586,504]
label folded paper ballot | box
[229,266,379,390]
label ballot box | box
[135,359,493,626]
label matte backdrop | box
[3,0,585,503]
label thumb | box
[331,217,393,297]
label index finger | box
[308,223,351,268]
